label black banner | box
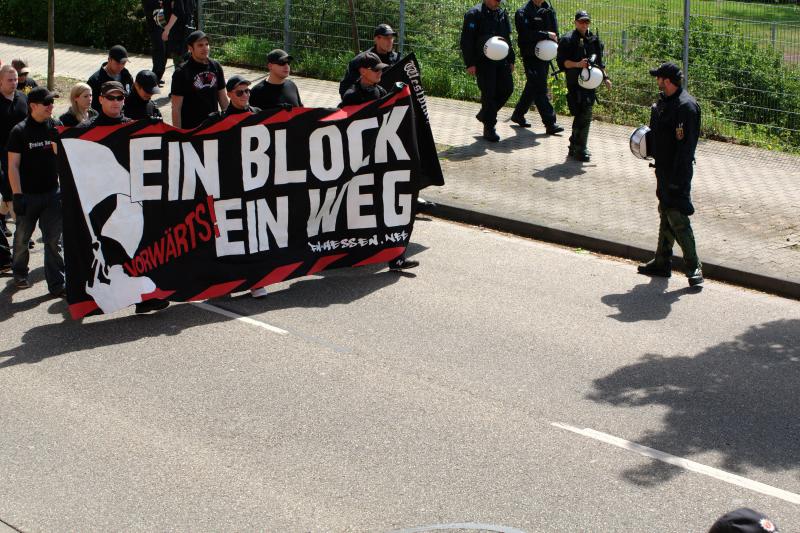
[380,53,444,189]
[58,86,424,318]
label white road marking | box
[552,422,800,505]
[193,302,289,335]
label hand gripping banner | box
[58,85,425,319]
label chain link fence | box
[201,0,800,153]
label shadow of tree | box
[601,277,699,322]
[588,319,800,486]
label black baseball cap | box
[650,61,683,83]
[267,49,293,64]
[27,86,58,105]
[109,45,129,63]
[356,51,389,71]
[225,74,251,92]
[135,70,161,94]
[374,23,398,37]
[186,30,209,46]
[708,508,779,533]
[575,10,591,21]
[100,80,128,96]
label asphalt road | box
[1,216,799,532]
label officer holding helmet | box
[460,0,515,142]
[638,62,703,287]
[557,10,610,161]
[511,0,563,134]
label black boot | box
[687,267,704,287]
[483,125,500,142]
[510,113,531,127]
[637,258,672,277]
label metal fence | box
[200,0,800,152]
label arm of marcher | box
[8,152,22,195]
[171,95,183,128]
[217,89,229,111]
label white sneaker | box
[250,287,268,298]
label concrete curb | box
[425,200,800,301]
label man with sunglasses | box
[339,52,419,271]
[249,49,303,110]
[170,30,228,129]
[6,87,64,294]
[86,81,131,126]
[87,45,135,112]
[339,24,400,98]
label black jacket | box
[649,87,701,215]
[557,29,605,88]
[84,112,132,127]
[123,89,163,120]
[460,2,515,68]
[339,82,387,107]
[515,1,558,58]
[339,46,400,97]
[87,63,134,112]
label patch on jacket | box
[676,123,684,140]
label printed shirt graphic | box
[172,58,226,129]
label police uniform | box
[639,62,703,286]
[511,0,561,132]
[460,1,515,140]
[556,11,606,161]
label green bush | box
[0,0,149,54]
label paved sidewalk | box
[2,36,799,299]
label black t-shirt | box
[87,63,135,111]
[142,0,162,32]
[83,112,133,127]
[171,57,225,129]
[6,117,62,194]
[339,82,387,107]
[123,90,163,120]
[0,90,28,152]
[250,79,303,109]
[17,78,39,94]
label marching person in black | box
[556,10,611,162]
[460,0,515,142]
[511,0,563,134]
[1,64,28,242]
[141,0,167,85]
[161,0,193,66]
[87,45,135,112]
[339,23,400,98]
[638,62,703,287]
[249,49,303,109]
[6,87,64,294]
[339,52,418,271]
[170,31,228,129]
[123,70,163,120]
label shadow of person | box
[0,303,232,369]
[0,267,53,324]
[438,127,540,163]
[532,156,589,181]
[601,277,697,322]
[587,319,800,487]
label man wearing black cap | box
[85,81,132,127]
[638,61,703,287]
[557,10,610,161]
[250,49,303,110]
[460,0,515,142]
[87,45,135,112]
[510,0,563,134]
[0,64,28,242]
[339,52,390,107]
[170,30,228,129]
[708,508,779,533]
[6,87,64,294]
[124,70,163,120]
[338,23,400,98]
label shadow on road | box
[532,156,589,181]
[438,127,541,162]
[587,319,800,486]
[601,276,699,322]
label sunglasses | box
[273,60,290,66]
[39,98,55,106]
[233,88,251,96]
[103,94,126,101]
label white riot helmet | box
[629,125,652,160]
[578,65,604,89]
[534,39,558,61]
[484,36,510,61]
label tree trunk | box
[346,0,360,55]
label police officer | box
[460,0,515,142]
[510,0,563,134]
[556,10,610,161]
[339,24,400,98]
[638,62,703,287]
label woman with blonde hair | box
[59,82,97,126]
